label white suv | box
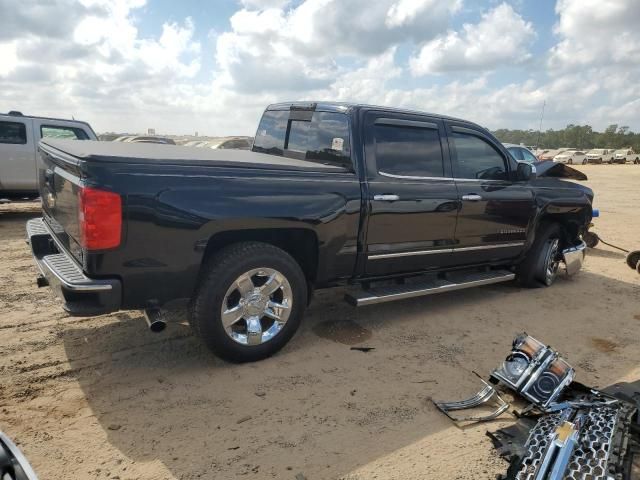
[585,149,615,164]
[0,111,97,196]
[553,150,587,165]
[613,149,640,164]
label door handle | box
[373,194,400,201]
[461,194,482,202]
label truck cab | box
[0,111,96,196]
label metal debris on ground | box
[432,334,640,479]
[433,372,510,423]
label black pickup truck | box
[27,102,592,362]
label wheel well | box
[200,229,319,283]
[538,213,587,245]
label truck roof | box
[0,112,96,137]
[266,101,487,130]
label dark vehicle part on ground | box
[627,251,640,274]
[0,431,39,480]
[27,102,594,362]
[490,333,575,410]
[489,381,640,480]
[433,373,510,422]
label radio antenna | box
[536,100,546,148]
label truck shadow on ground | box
[61,269,640,479]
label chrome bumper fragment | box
[562,240,586,276]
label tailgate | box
[38,142,85,262]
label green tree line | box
[492,124,639,151]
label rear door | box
[446,124,534,264]
[363,112,459,276]
[0,117,36,192]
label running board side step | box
[344,270,515,307]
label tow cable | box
[588,232,629,253]
[587,232,640,274]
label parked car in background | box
[504,143,538,164]
[0,111,97,196]
[126,135,176,145]
[182,137,252,150]
[183,140,210,147]
[585,149,615,164]
[553,150,587,165]
[614,149,639,164]
[539,149,560,161]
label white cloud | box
[0,42,18,77]
[386,0,461,28]
[409,3,535,75]
[1,0,640,136]
[550,0,640,69]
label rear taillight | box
[77,186,122,250]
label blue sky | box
[1,0,639,135]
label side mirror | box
[516,162,536,181]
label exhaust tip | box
[148,320,166,333]
[144,308,167,333]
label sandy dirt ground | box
[1,165,639,480]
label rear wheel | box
[516,223,564,288]
[582,159,588,165]
[568,158,573,165]
[190,242,307,362]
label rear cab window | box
[40,125,90,140]
[253,109,352,170]
[0,121,28,144]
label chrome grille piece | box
[514,406,621,480]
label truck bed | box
[39,138,347,172]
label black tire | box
[582,159,588,165]
[568,158,573,165]
[516,223,564,288]
[190,242,307,362]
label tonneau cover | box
[39,139,346,172]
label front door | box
[446,124,534,265]
[363,113,459,276]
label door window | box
[451,132,508,180]
[0,121,27,144]
[373,124,444,177]
[521,148,538,163]
[40,125,90,140]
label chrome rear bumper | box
[562,241,587,276]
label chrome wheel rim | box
[544,238,561,285]
[221,268,292,346]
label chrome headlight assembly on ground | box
[491,333,575,410]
